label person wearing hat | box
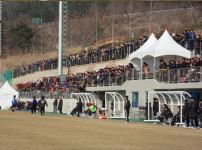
[38,96,48,116]
[31,96,37,114]
[58,97,63,115]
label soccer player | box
[38,96,48,116]
[11,95,17,113]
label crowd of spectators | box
[158,57,202,83]
[13,29,202,78]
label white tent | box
[142,30,191,59]
[129,33,157,60]
[0,81,19,109]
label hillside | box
[1,1,202,71]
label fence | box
[11,40,202,79]
[86,66,202,87]
[20,90,77,99]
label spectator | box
[197,99,202,129]
[53,97,58,113]
[188,97,198,128]
[58,97,63,115]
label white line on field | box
[37,115,202,137]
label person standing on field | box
[58,97,63,115]
[53,97,58,113]
[124,96,131,123]
[31,96,37,114]
[11,95,17,113]
[38,96,48,115]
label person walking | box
[38,96,48,116]
[11,95,17,113]
[53,97,58,113]
[31,96,37,114]
[124,96,131,123]
[58,97,63,115]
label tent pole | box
[141,58,143,80]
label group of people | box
[10,95,63,115]
[159,57,202,83]
[12,29,202,78]
[145,97,202,129]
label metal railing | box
[86,66,202,87]
[12,40,202,78]
[20,90,77,99]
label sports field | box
[0,110,201,150]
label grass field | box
[0,110,202,150]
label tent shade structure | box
[129,33,157,60]
[142,30,191,59]
[0,81,19,109]
[147,91,191,125]
[105,92,125,118]
[70,93,97,110]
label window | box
[132,92,139,108]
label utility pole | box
[112,1,114,47]
[58,1,63,76]
[0,1,2,75]
[95,1,98,49]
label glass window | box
[132,92,139,108]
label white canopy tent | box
[129,33,157,60]
[129,30,191,79]
[142,30,191,59]
[147,91,191,125]
[0,81,19,109]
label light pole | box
[131,32,134,40]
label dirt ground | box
[0,111,201,150]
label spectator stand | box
[147,91,191,125]
[105,92,125,119]
[70,93,97,110]
[129,30,191,80]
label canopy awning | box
[142,30,191,58]
[129,33,157,60]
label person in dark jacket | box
[197,99,202,129]
[31,96,37,114]
[171,106,182,126]
[188,97,198,128]
[111,100,114,116]
[53,97,58,113]
[153,98,159,117]
[58,97,63,114]
[124,96,131,123]
[77,99,83,117]
[145,99,151,120]
[158,104,173,124]
[183,100,189,127]
[38,96,48,116]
